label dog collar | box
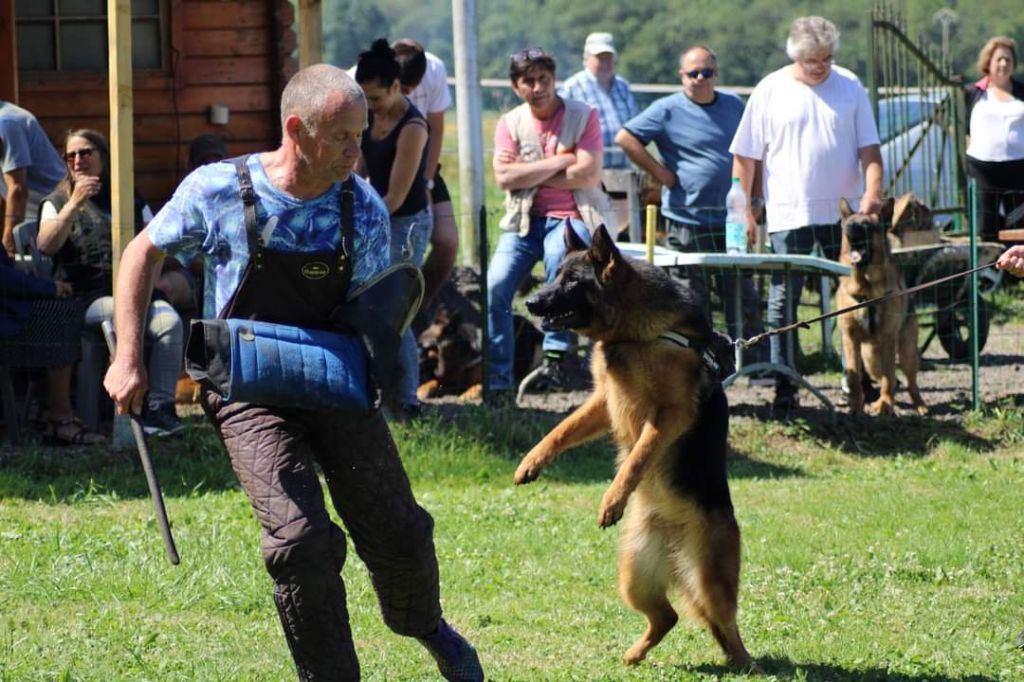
[658,332,722,375]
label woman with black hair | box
[37,129,185,437]
[356,38,432,419]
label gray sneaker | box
[142,405,185,437]
[519,353,590,395]
[417,619,484,682]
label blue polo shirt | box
[623,91,745,226]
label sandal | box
[46,417,105,447]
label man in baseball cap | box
[559,32,639,169]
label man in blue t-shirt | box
[104,64,483,682]
[616,45,766,360]
[0,101,65,256]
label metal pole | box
[452,0,485,268]
[968,178,980,410]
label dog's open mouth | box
[539,310,582,332]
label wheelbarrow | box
[891,238,1004,361]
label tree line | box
[322,0,1022,97]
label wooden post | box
[0,0,18,103]
[108,0,134,281]
[297,0,322,68]
[108,0,135,449]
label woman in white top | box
[964,36,1024,242]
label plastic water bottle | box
[725,177,748,254]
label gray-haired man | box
[730,16,882,410]
[105,64,483,682]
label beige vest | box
[498,99,618,236]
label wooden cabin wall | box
[18,0,297,210]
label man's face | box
[513,66,557,113]
[585,52,616,81]
[794,49,833,85]
[295,95,367,183]
[679,49,717,101]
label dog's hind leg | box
[898,315,928,415]
[679,511,755,671]
[618,510,678,665]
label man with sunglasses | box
[489,47,611,396]
[616,46,767,367]
[0,100,65,257]
[730,16,882,412]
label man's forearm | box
[425,112,445,180]
[113,235,162,364]
[495,155,572,191]
[616,130,674,186]
[732,155,757,218]
[3,183,28,246]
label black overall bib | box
[200,157,441,681]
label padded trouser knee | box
[266,522,359,681]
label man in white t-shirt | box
[392,39,458,308]
[730,15,882,411]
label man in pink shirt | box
[488,47,606,395]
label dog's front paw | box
[514,456,544,485]
[458,384,483,401]
[597,487,628,528]
[416,380,441,401]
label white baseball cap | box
[584,32,617,56]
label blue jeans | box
[486,216,591,390]
[767,223,841,391]
[389,208,433,406]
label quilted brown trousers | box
[202,394,442,681]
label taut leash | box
[734,259,999,350]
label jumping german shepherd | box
[837,197,928,416]
[514,224,755,670]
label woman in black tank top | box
[355,38,433,416]
[355,39,430,218]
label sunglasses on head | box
[511,47,548,62]
[65,148,95,162]
[683,67,715,79]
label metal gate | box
[868,3,967,231]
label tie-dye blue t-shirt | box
[146,154,390,319]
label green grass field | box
[2,399,1022,681]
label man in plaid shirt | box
[559,32,640,170]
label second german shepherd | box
[837,197,928,416]
[514,224,755,670]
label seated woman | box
[355,38,433,419]
[1,248,103,445]
[36,129,185,437]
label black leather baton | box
[100,320,180,565]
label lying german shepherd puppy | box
[837,197,928,416]
[514,224,755,670]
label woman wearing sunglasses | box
[36,129,185,437]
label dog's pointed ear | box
[881,195,900,230]
[563,217,589,253]
[589,224,627,282]
[839,198,855,220]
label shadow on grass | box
[0,413,237,502]
[729,403,994,458]
[694,656,999,681]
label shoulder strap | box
[338,177,355,268]
[231,155,263,271]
